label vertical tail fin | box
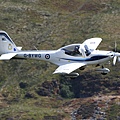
[0,31,18,54]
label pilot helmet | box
[74,46,79,51]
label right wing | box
[53,63,86,74]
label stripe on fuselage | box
[60,55,108,62]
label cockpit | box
[61,44,82,56]
[61,44,91,57]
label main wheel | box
[101,73,107,75]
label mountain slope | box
[0,0,120,119]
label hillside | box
[0,0,120,119]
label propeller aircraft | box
[0,31,120,77]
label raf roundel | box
[45,54,50,59]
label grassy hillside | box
[0,0,120,119]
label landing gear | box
[62,72,79,78]
[96,64,100,67]
[101,66,108,75]
[101,72,108,75]
[96,65,110,75]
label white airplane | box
[0,31,120,77]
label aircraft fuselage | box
[15,49,113,66]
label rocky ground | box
[64,95,120,120]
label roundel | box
[8,44,12,50]
[45,54,50,59]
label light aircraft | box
[0,31,120,77]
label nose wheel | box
[96,65,110,75]
[101,66,107,75]
[101,72,107,75]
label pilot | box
[72,46,80,55]
[84,45,91,56]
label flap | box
[0,53,17,60]
[53,63,86,74]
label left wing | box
[53,63,86,74]
[83,38,102,51]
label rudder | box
[0,31,18,54]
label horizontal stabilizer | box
[0,53,17,60]
[17,47,22,51]
[53,63,86,74]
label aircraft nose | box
[108,53,114,58]
[110,54,114,58]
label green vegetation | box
[107,103,120,120]
[0,0,120,119]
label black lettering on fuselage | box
[24,54,41,58]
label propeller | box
[118,57,120,62]
[114,40,117,52]
[113,55,117,66]
[112,41,120,65]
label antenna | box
[115,40,117,52]
[34,46,38,51]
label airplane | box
[0,31,120,77]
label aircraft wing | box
[0,53,17,60]
[53,63,86,74]
[83,38,102,50]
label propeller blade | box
[115,41,117,52]
[113,56,117,65]
[118,57,120,62]
[114,52,120,57]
